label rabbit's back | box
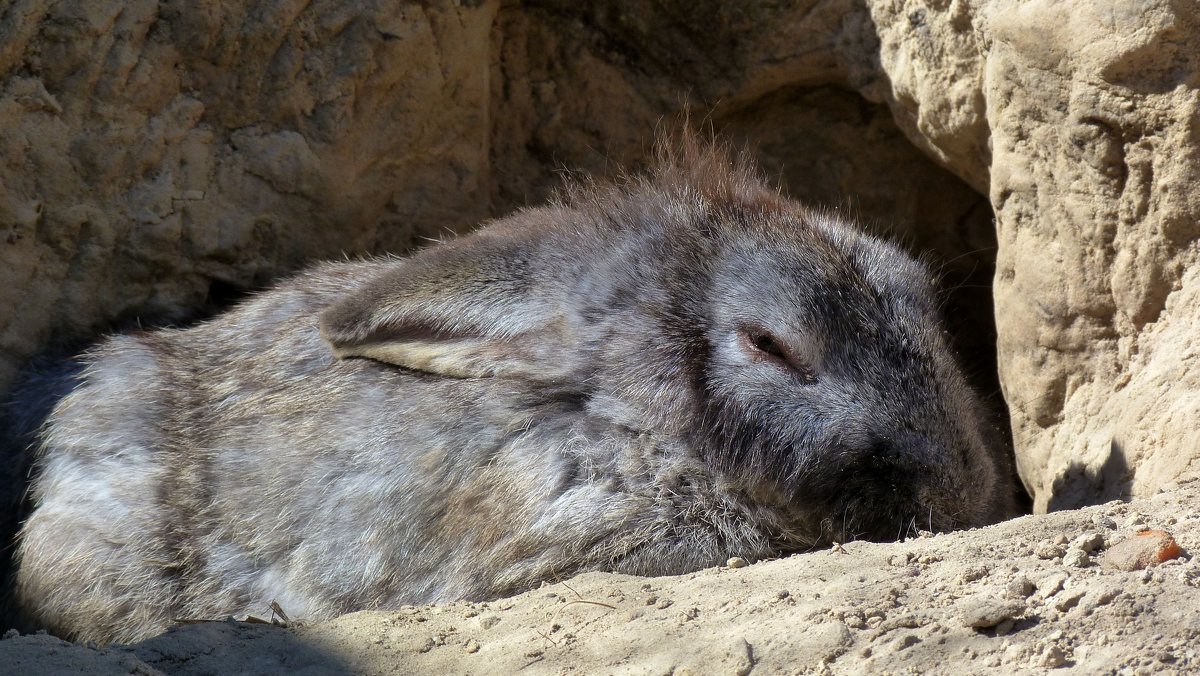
[18,331,186,642]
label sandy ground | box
[4,480,1200,675]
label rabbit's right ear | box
[319,230,580,382]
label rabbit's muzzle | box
[794,436,966,543]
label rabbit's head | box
[320,135,1016,548]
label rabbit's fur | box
[10,137,1016,644]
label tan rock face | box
[2,0,1197,510]
[982,0,1200,510]
[0,1,499,389]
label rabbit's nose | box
[858,431,942,474]
[838,452,915,505]
[819,436,952,540]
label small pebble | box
[1001,643,1026,663]
[832,607,859,621]
[1035,541,1066,560]
[1054,589,1085,612]
[478,616,501,630]
[1035,573,1067,599]
[1070,532,1105,553]
[1123,513,1147,529]
[1091,514,1118,529]
[960,566,990,583]
[960,596,1025,629]
[1041,645,1067,668]
[1100,531,1184,571]
[1006,576,1035,598]
[726,556,748,569]
[1063,548,1091,568]
[892,633,920,651]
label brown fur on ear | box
[648,124,785,207]
[546,124,791,240]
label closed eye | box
[749,332,787,361]
[738,327,817,383]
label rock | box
[1100,530,1185,571]
[1035,542,1066,560]
[726,557,748,569]
[1124,514,1148,530]
[986,1,1200,512]
[1062,549,1091,568]
[1040,644,1067,668]
[1034,573,1068,601]
[730,638,755,676]
[1053,589,1086,612]
[1006,576,1036,599]
[890,632,920,652]
[1070,532,1105,554]
[784,622,854,664]
[959,596,1026,629]
[961,566,991,583]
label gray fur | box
[11,138,1016,644]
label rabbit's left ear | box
[319,228,580,382]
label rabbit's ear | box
[319,231,578,381]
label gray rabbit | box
[9,136,1017,644]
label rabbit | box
[9,134,1017,644]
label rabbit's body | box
[12,140,1016,643]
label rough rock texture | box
[0,1,1197,513]
[983,0,1200,511]
[5,479,1200,675]
[0,1,497,388]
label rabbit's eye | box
[749,332,787,361]
[739,328,816,383]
